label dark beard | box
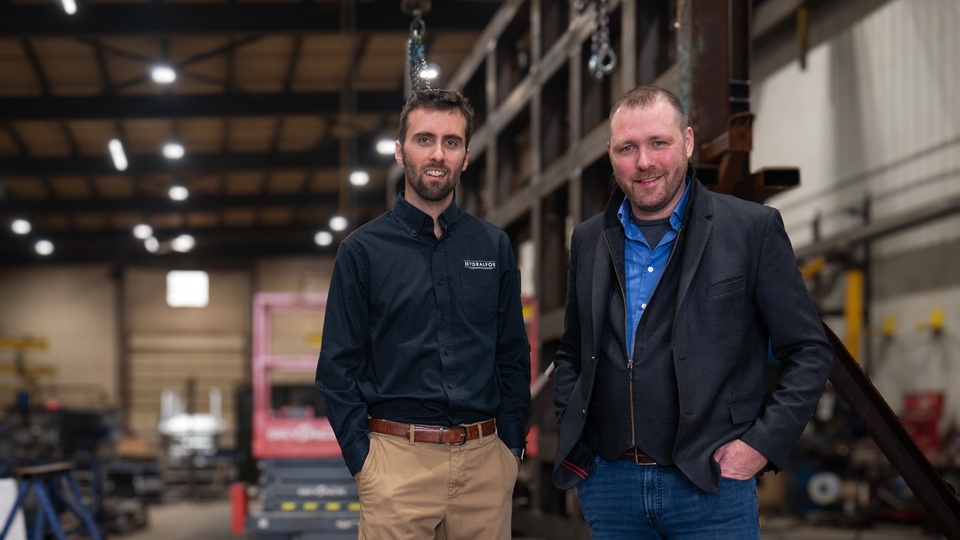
[402,153,463,202]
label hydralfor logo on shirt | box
[464,260,496,270]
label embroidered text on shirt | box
[464,260,497,270]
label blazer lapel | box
[591,231,614,348]
[676,183,713,316]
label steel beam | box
[824,324,960,538]
[2,146,394,177]
[0,191,384,214]
[0,2,500,37]
[0,91,403,121]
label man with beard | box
[552,85,833,538]
[316,89,531,540]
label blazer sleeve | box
[553,226,583,420]
[739,209,834,469]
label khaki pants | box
[357,427,518,540]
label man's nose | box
[635,148,653,170]
[430,142,446,161]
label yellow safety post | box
[844,269,864,361]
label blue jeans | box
[576,458,760,539]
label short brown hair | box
[398,89,475,147]
[610,85,688,131]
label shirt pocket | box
[459,267,498,325]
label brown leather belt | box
[620,449,658,466]
[368,418,496,445]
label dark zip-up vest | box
[583,222,687,466]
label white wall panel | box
[752,0,960,432]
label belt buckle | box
[441,426,467,445]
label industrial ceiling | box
[0,0,499,265]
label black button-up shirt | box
[316,193,532,475]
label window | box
[166,270,209,308]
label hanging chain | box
[407,11,431,92]
[580,0,616,79]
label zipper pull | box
[627,359,634,381]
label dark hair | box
[398,89,474,147]
[610,85,688,131]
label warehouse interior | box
[1,0,959,538]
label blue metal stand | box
[0,462,104,540]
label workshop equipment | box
[0,462,103,540]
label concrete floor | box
[114,500,941,540]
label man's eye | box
[418,137,431,144]
[619,145,634,153]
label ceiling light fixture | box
[108,139,128,171]
[169,185,189,201]
[133,224,153,240]
[420,63,441,81]
[314,231,333,246]
[349,170,370,186]
[151,65,177,84]
[144,237,160,253]
[329,216,348,232]
[376,138,396,155]
[61,0,77,15]
[11,219,31,235]
[35,240,54,256]
[162,142,185,160]
[171,234,195,253]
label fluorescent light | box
[349,170,370,186]
[145,237,159,253]
[420,63,440,80]
[171,234,195,253]
[108,139,128,171]
[35,240,54,256]
[376,138,396,155]
[151,65,177,84]
[329,216,348,232]
[162,142,185,160]
[169,185,189,201]
[11,219,31,235]
[133,224,153,239]
[61,0,77,15]
[314,231,333,246]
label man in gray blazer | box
[552,85,833,538]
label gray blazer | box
[552,176,834,493]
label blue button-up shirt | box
[618,182,691,357]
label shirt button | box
[441,314,447,321]
[641,303,647,309]
[447,383,455,389]
[647,266,654,273]
[438,279,444,285]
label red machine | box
[250,292,340,460]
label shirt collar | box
[393,192,462,237]
[617,178,691,231]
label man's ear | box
[394,140,403,165]
[684,127,695,160]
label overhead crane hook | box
[578,0,617,79]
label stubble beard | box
[617,161,687,217]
